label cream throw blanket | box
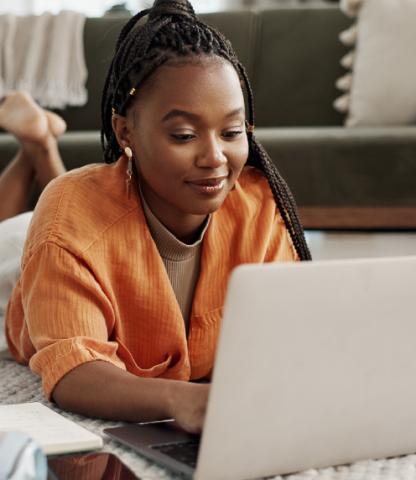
[0,10,87,109]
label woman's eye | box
[222,130,243,139]
[170,133,195,142]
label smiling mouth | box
[186,177,227,195]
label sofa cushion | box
[3,127,415,215]
[255,126,416,207]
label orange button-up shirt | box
[6,156,298,399]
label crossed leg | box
[0,91,67,221]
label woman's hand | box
[167,381,210,434]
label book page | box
[0,402,103,455]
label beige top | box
[139,188,210,333]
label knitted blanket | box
[1,358,415,480]
[0,11,87,109]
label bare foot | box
[45,111,67,137]
[0,91,48,143]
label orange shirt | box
[6,156,298,399]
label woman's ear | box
[111,113,132,150]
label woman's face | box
[115,58,248,240]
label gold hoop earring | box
[124,146,133,198]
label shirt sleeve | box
[20,241,126,400]
[264,211,300,263]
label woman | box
[5,0,311,434]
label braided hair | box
[101,0,312,261]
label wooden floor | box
[299,206,416,230]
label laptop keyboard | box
[151,441,200,468]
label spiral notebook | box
[0,402,103,455]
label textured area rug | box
[1,358,416,479]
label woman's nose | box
[196,139,227,168]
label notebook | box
[105,255,416,480]
[0,402,103,455]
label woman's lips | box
[186,177,227,195]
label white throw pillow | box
[0,212,32,354]
[335,0,416,127]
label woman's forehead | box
[134,59,244,115]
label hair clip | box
[129,87,136,96]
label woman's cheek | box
[230,142,249,170]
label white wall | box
[0,0,34,15]
[0,0,228,16]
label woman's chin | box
[184,194,229,216]
[182,184,232,214]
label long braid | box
[100,0,311,260]
[249,137,311,260]
[235,58,311,260]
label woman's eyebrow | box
[161,107,244,123]
[162,109,199,122]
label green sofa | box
[1,5,415,229]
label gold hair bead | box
[129,87,136,96]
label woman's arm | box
[12,242,209,432]
[52,360,209,434]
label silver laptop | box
[105,255,416,480]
